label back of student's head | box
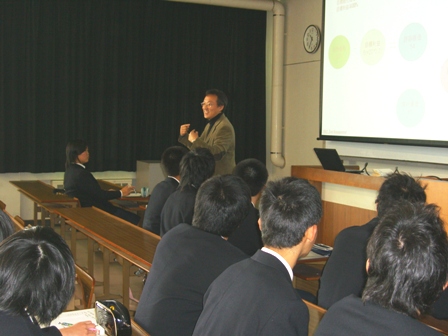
[259,177,322,248]
[192,175,251,237]
[65,139,88,168]
[0,226,75,325]
[161,146,189,177]
[179,148,215,190]
[233,158,268,196]
[0,210,14,242]
[375,173,426,218]
[363,201,448,318]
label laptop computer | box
[313,148,363,174]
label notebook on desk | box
[313,148,363,174]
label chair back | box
[74,264,95,309]
[0,200,5,210]
[13,215,26,231]
[303,299,327,336]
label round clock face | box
[304,25,321,54]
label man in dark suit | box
[135,175,251,336]
[178,89,235,175]
[142,146,188,235]
[193,177,323,336]
[63,139,140,225]
[228,158,268,256]
[159,147,215,236]
[315,202,448,336]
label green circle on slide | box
[360,30,385,65]
[329,35,350,69]
[396,89,425,127]
[399,23,427,61]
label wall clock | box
[303,25,321,54]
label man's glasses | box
[201,102,215,108]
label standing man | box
[179,89,235,175]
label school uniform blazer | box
[64,163,121,214]
[142,177,179,235]
[134,224,247,336]
[179,113,235,175]
[193,250,309,336]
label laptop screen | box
[313,148,346,172]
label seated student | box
[193,177,323,336]
[134,175,251,336]
[317,172,448,318]
[0,226,97,335]
[315,202,448,336]
[142,146,188,235]
[64,139,140,225]
[318,173,427,309]
[159,147,215,236]
[228,158,268,255]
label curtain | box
[0,0,266,173]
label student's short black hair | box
[233,158,268,197]
[161,146,189,177]
[179,148,215,190]
[375,173,426,218]
[363,201,448,318]
[259,177,322,248]
[193,175,251,237]
[0,227,75,325]
[65,139,88,169]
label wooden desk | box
[291,166,448,245]
[9,180,79,226]
[52,207,160,309]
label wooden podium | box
[291,166,448,246]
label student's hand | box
[180,124,190,136]
[121,185,136,197]
[188,130,198,142]
[59,321,98,335]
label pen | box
[58,322,73,327]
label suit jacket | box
[315,295,440,336]
[228,205,263,256]
[64,163,121,213]
[134,224,247,336]
[142,177,179,235]
[193,250,309,336]
[159,186,196,237]
[179,113,235,175]
[318,217,379,309]
[317,217,448,318]
[0,310,61,335]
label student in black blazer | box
[193,177,323,336]
[141,146,188,235]
[135,175,252,336]
[228,158,268,256]
[63,139,140,225]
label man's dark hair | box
[0,210,14,242]
[161,146,189,177]
[179,148,215,190]
[206,89,228,110]
[192,175,251,237]
[0,226,75,325]
[233,158,268,197]
[363,201,448,318]
[375,173,426,217]
[259,177,322,248]
[65,139,88,169]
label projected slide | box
[321,0,448,145]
